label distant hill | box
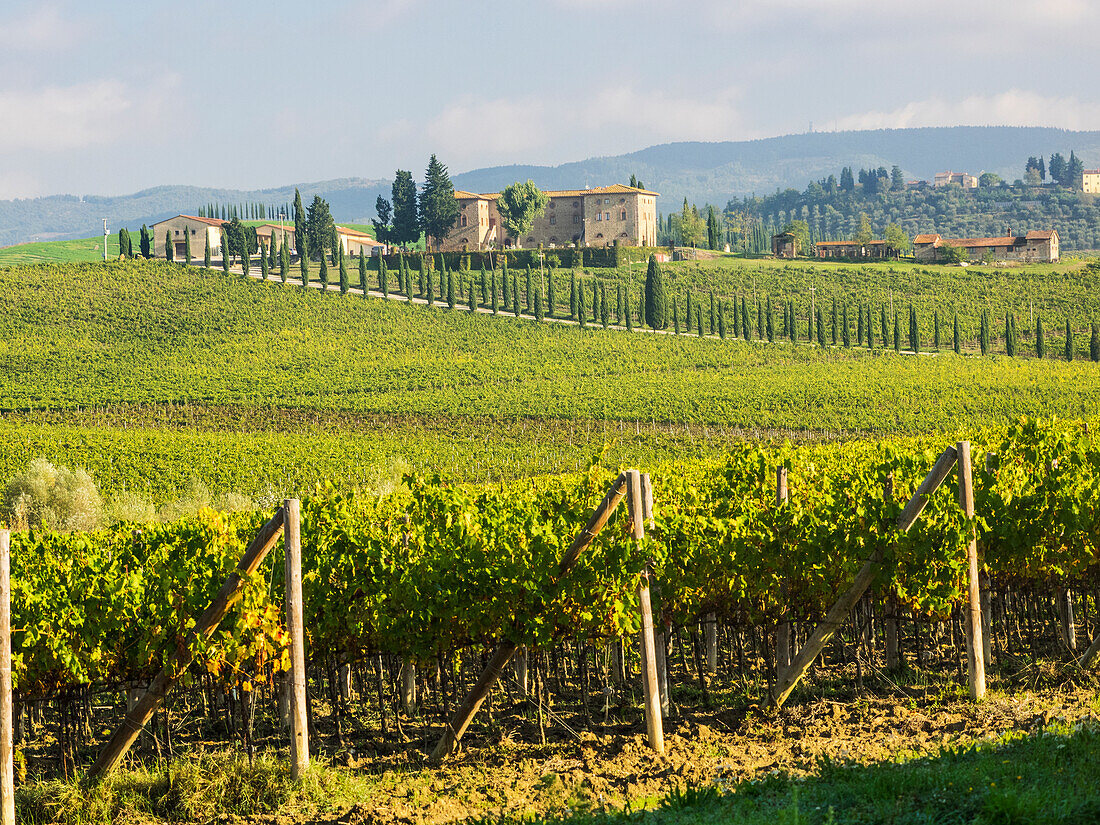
[2,127,1098,246]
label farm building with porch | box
[151,215,225,259]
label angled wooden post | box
[284,499,309,778]
[0,531,13,825]
[431,471,630,763]
[87,507,286,782]
[772,446,959,709]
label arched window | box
[460,214,468,227]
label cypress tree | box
[807,304,813,341]
[547,270,556,318]
[866,305,873,350]
[981,309,990,355]
[909,304,918,353]
[512,275,520,316]
[468,274,477,312]
[893,312,901,353]
[117,228,127,258]
[269,235,278,270]
[222,232,231,274]
[426,260,435,306]
[576,278,585,327]
[570,271,577,320]
[502,259,510,307]
[1036,315,1045,358]
[933,310,941,350]
[379,256,388,297]
[954,312,961,354]
[534,279,544,322]
[480,264,488,305]
[601,284,609,329]
[685,291,693,333]
[673,298,680,334]
[757,297,764,339]
[816,306,826,347]
[789,301,797,344]
[638,286,645,330]
[741,296,749,340]
[447,268,456,308]
[644,254,667,329]
[831,297,838,345]
[626,287,634,331]
[617,284,625,325]
[526,267,533,313]
[1090,322,1099,362]
[165,230,174,262]
[417,257,425,297]
[260,241,269,280]
[241,239,250,277]
[1005,313,1016,356]
[718,301,726,339]
[697,306,704,337]
[857,303,864,345]
[491,272,499,314]
[204,234,211,269]
[359,250,367,297]
[709,293,716,335]
[300,247,310,286]
[766,297,775,343]
[592,280,598,323]
[881,305,889,349]
[1065,319,1074,361]
[184,225,192,265]
[842,304,851,347]
[318,251,327,289]
[279,238,289,284]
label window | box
[595,213,602,221]
[604,198,610,204]
[490,218,496,228]
[174,230,179,236]
[605,212,611,221]
[460,214,468,227]
[573,215,580,224]
[572,201,579,207]
[620,198,626,204]
[549,216,556,225]
[620,210,626,220]
[191,229,196,235]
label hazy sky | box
[2,0,1098,199]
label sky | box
[1,0,1098,200]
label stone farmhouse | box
[1083,169,1100,195]
[913,230,1059,263]
[934,171,979,189]
[443,184,659,251]
[151,215,225,259]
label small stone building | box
[814,240,893,259]
[771,232,798,258]
[151,215,225,259]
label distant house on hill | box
[771,232,798,258]
[444,184,658,251]
[934,171,979,189]
[814,240,894,259]
[254,223,296,253]
[151,215,225,259]
[913,230,1059,263]
[1083,170,1100,194]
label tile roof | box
[815,240,887,246]
[913,234,940,244]
[336,225,382,243]
[153,214,226,227]
[455,184,659,200]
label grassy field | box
[0,235,121,265]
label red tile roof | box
[153,214,226,227]
[913,234,940,244]
[455,184,659,200]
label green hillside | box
[0,235,121,265]
[1,258,1098,503]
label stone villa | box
[443,184,659,251]
[913,230,1059,263]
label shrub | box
[3,457,102,531]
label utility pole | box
[103,218,109,262]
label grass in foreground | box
[528,722,1100,825]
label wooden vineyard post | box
[883,473,899,671]
[642,474,669,716]
[284,499,309,778]
[772,446,959,710]
[630,470,664,754]
[87,507,286,782]
[0,531,13,825]
[704,615,718,674]
[431,471,630,763]
[957,443,986,701]
[775,467,791,672]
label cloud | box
[340,0,420,28]
[0,78,178,153]
[421,85,750,169]
[834,90,1100,132]
[0,4,82,52]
